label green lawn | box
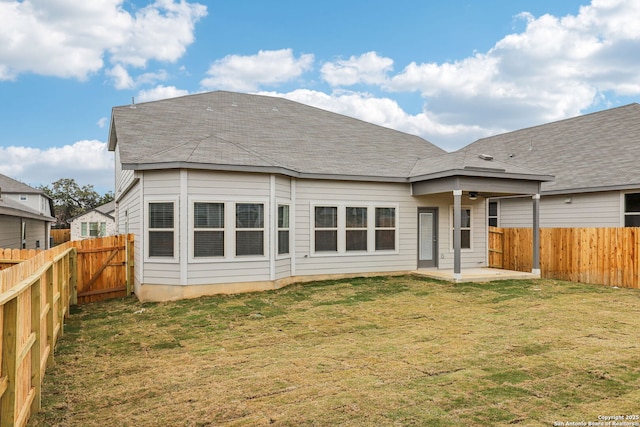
[28,276,640,426]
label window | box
[488,201,499,227]
[451,207,472,250]
[81,222,88,237]
[315,206,338,252]
[149,202,174,257]
[278,205,290,255]
[19,194,27,201]
[88,222,106,237]
[236,203,264,256]
[375,207,396,251]
[625,193,640,227]
[194,202,224,257]
[346,207,367,251]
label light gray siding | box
[0,216,19,248]
[116,179,142,291]
[0,216,48,249]
[293,180,419,276]
[185,170,272,286]
[412,193,488,270]
[497,191,622,228]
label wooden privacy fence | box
[0,234,134,426]
[0,242,76,427]
[489,227,640,289]
[50,229,70,246]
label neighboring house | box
[0,174,55,249]
[462,103,640,228]
[108,91,551,301]
[69,201,117,240]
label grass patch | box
[29,276,640,426]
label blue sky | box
[1,0,639,194]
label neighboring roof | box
[0,173,46,195]
[70,201,116,222]
[0,195,55,222]
[109,91,448,181]
[461,103,640,194]
[95,200,115,215]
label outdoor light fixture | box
[469,192,478,200]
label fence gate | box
[488,226,504,268]
[75,234,134,304]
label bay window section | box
[236,203,264,256]
[194,202,224,257]
[278,205,290,255]
[315,206,338,252]
[149,202,174,257]
[375,207,396,251]
[346,207,367,251]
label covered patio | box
[410,151,554,279]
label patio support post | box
[532,193,541,275]
[453,190,462,280]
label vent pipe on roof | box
[130,96,136,109]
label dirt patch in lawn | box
[28,276,640,426]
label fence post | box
[69,248,78,306]
[46,265,55,368]
[30,278,43,414]
[1,298,19,426]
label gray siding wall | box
[0,216,19,248]
[0,216,47,249]
[293,180,419,276]
[134,169,495,292]
[412,193,488,270]
[116,178,142,291]
[498,191,622,228]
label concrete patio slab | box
[412,268,540,283]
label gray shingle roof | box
[109,91,448,180]
[461,103,640,194]
[409,150,553,181]
[0,173,45,195]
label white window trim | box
[276,202,292,260]
[188,196,269,263]
[191,200,226,259]
[449,205,474,252]
[622,191,640,227]
[309,201,399,257]
[144,196,179,263]
[487,200,500,228]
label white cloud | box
[107,65,169,90]
[384,0,640,133]
[200,49,314,91]
[0,0,207,81]
[0,140,114,191]
[97,117,108,128]
[107,64,135,89]
[135,85,189,103]
[321,52,394,86]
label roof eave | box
[121,162,409,183]
[409,169,555,183]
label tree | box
[38,178,114,228]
